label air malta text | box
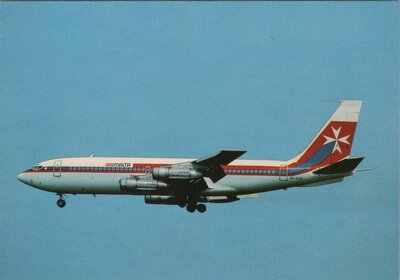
[105,163,131,167]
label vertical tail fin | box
[289,100,362,169]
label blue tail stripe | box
[289,142,335,174]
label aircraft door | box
[53,160,62,177]
[279,164,288,181]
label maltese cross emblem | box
[323,126,351,154]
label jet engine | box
[145,195,181,205]
[119,178,167,191]
[152,167,202,180]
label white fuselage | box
[18,156,349,196]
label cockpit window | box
[32,164,44,171]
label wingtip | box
[222,149,247,153]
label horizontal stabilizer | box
[313,157,364,175]
[355,168,373,172]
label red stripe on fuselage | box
[21,166,296,176]
[21,121,358,178]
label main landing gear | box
[56,194,66,208]
[186,202,206,213]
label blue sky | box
[0,2,398,280]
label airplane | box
[17,100,364,213]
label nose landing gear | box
[56,194,66,208]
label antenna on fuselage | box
[90,153,94,158]
[320,100,342,103]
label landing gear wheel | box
[197,204,206,213]
[57,198,66,208]
[178,201,187,208]
[186,204,196,213]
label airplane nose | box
[17,172,29,184]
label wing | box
[192,149,246,182]
[132,150,246,190]
[194,150,247,167]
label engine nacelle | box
[202,196,239,203]
[120,178,167,191]
[145,195,180,205]
[152,167,202,180]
